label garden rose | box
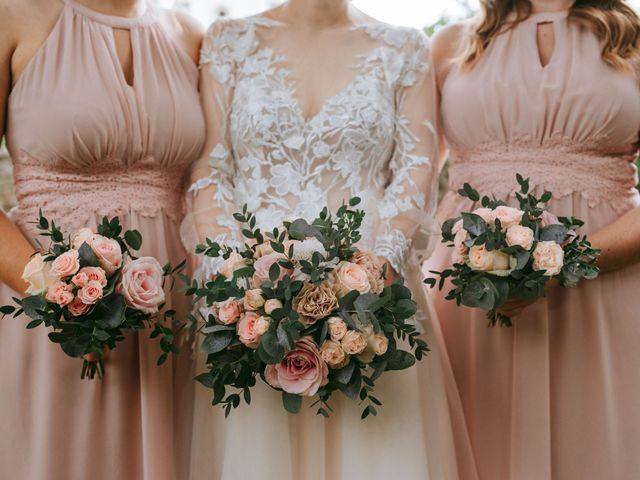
[452,220,470,264]
[532,241,565,276]
[213,299,242,325]
[357,332,390,363]
[264,299,283,315]
[46,281,74,307]
[72,266,107,288]
[252,253,292,287]
[50,250,80,278]
[327,316,348,341]
[243,289,265,311]
[293,282,338,325]
[540,211,561,228]
[493,206,524,230]
[331,261,371,297]
[68,296,91,316]
[468,245,511,272]
[320,340,349,369]
[472,207,496,225]
[290,238,327,263]
[219,252,247,279]
[90,236,123,276]
[77,280,104,305]
[71,228,95,249]
[22,254,59,295]
[116,257,165,314]
[264,337,329,396]
[238,312,269,348]
[340,330,368,355]
[505,225,535,251]
[352,251,385,294]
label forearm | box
[589,207,640,274]
[0,211,35,294]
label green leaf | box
[539,225,569,244]
[394,299,417,320]
[386,350,416,371]
[461,212,487,237]
[269,262,281,283]
[282,392,302,414]
[78,242,100,268]
[95,294,126,328]
[349,197,361,207]
[0,305,16,315]
[195,372,215,389]
[201,330,235,354]
[21,295,48,320]
[124,230,143,251]
[261,331,285,359]
[334,360,356,384]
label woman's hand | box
[380,257,399,287]
[497,278,560,319]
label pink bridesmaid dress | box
[0,1,204,479]
[424,10,640,480]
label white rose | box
[532,241,565,276]
[505,225,535,251]
[22,254,59,295]
[468,245,511,272]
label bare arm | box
[0,3,35,294]
[589,206,640,273]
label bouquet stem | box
[487,310,513,328]
[81,359,105,380]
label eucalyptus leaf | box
[201,330,235,354]
[282,392,302,414]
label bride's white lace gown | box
[182,13,475,480]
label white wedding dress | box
[182,13,474,480]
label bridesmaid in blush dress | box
[425,1,640,479]
[0,1,204,479]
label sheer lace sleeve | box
[373,32,439,277]
[181,20,245,275]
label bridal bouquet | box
[186,198,428,419]
[425,175,600,327]
[0,212,184,379]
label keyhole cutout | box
[113,28,135,87]
[536,22,556,68]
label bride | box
[182,1,475,478]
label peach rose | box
[243,289,265,311]
[352,251,385,294]
[68,296,91,316]
[331,261,371,297]
[46,281,75,307]
[340,330,368,355]
[252,253,292,287]
[468,245,511,272]
[238,312,268,349]
[472,208,496,225]
[532,241,565,276]
[72,266,107,288]
[90,236,123,276]
[357,332,390,363]
[540,211,561,228]
[71,228,95,249]
[254,242,275,259]
[264,299,283,315]
[293,283,338,326]
[327,316,348,341]
[116,257,165,314]
[264,337,329,396]
[51,250,81,278]
[77,280,104,305]
[320,340,350,369]
[219,252,247,279]
[213,299,242,325]
[22,254,59,295]
[493,206,524,230]
[505,225,535,251]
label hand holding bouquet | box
[425,175,600,327]
[0,213,185,379]
[186,198,428,419]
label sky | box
[165,0,640,30]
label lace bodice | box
[184,15,438,276]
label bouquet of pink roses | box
[0,212,184,379]
[425,175,600,327]
[185,198,428,418]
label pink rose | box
[327,316,348,341]
[493,206,524,230]
[213,299,242,325]
[116,257,165,314]
[46,281,75,307]
[22,254,59,295]
[50,250,81,278]
[452,220,470,264]
[468,245,511,272]
[237,312,269,348]
[252,253,292,287]
[540,211,561,228]
[340,330,368,355]
[72,266,107,288]
[532,241,565,276]
[90,236,123,276]
[264,299,283,315]
[264,337,329,397]
[331,262,371,297]
[243,289,265,311]
[219,252,247,279]
[77,280,104,305]
[505,225,535,251]
[71,228,96,249]
[320,340,350,369]
[472,208,496,225]
[68,296,91,316]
